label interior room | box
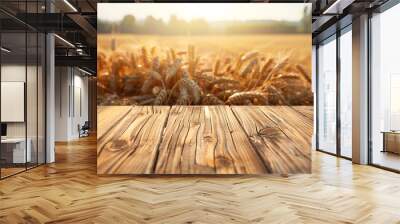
[0,7,46,178]
[0,0,400,223]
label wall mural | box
[97,3,313,175]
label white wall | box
[73,73,89,137]
[1,65,29,138]
[55,67,70,141]
[55,67,89,141]
[1,65,26,81]
[1,63,46,164]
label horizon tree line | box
[98,12,311,35]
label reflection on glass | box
[340,29,352,158]
[318,37,337,154]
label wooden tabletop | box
[97,106,313,175]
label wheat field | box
[97,34,312,106]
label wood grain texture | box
[97,106,312,175]
[155,106,266,174]
[292,106,313,121]
[232,106,310,173]
[1,136,400,223]
[261,106,313,157]
[97,106,170,174]
[97,106,132,140]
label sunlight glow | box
[98,3,309,22]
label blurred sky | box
[98,3,310,22]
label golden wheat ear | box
[233,52,245,77]
[181,78,202,105]
[260,58,274,76]
[150,46,157,57]
[295,64,312,84]
[213,59,220,76]
[141,46,149,68]
[152,57,160,72]
[153,89,168,105]
[226,91,267,105]
[202,94,224,105]
[130,53,138,70]
[240,59,257,77]
[241,51,259,62]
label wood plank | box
[155,106,267,174]
[97,106,311,175]
[97,106,170,174]
[97,106,132,140]
[155,106,214,174]
[213,106,267,174]
[97,106,136,156]
[291,106,313,121]
[232,106,311,173]
[260,106,313,157]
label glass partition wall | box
[0,3,46,179]
[0,31,28,177]
[316,25,352,159]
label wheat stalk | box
[98,44,312,106]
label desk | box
[1,138,31,163]
[382,131,400,155]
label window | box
[339,27,352,158]
[370,3,400,171]
[317,36,337,154]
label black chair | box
[79,121,90,138]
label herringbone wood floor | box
[1,136,400,223]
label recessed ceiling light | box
[1,47,11,53]
[323,0,354,15]
[78,67,93,76]
[54,34,75,48]
[63,0,78,12]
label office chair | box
[79,121,90,138]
